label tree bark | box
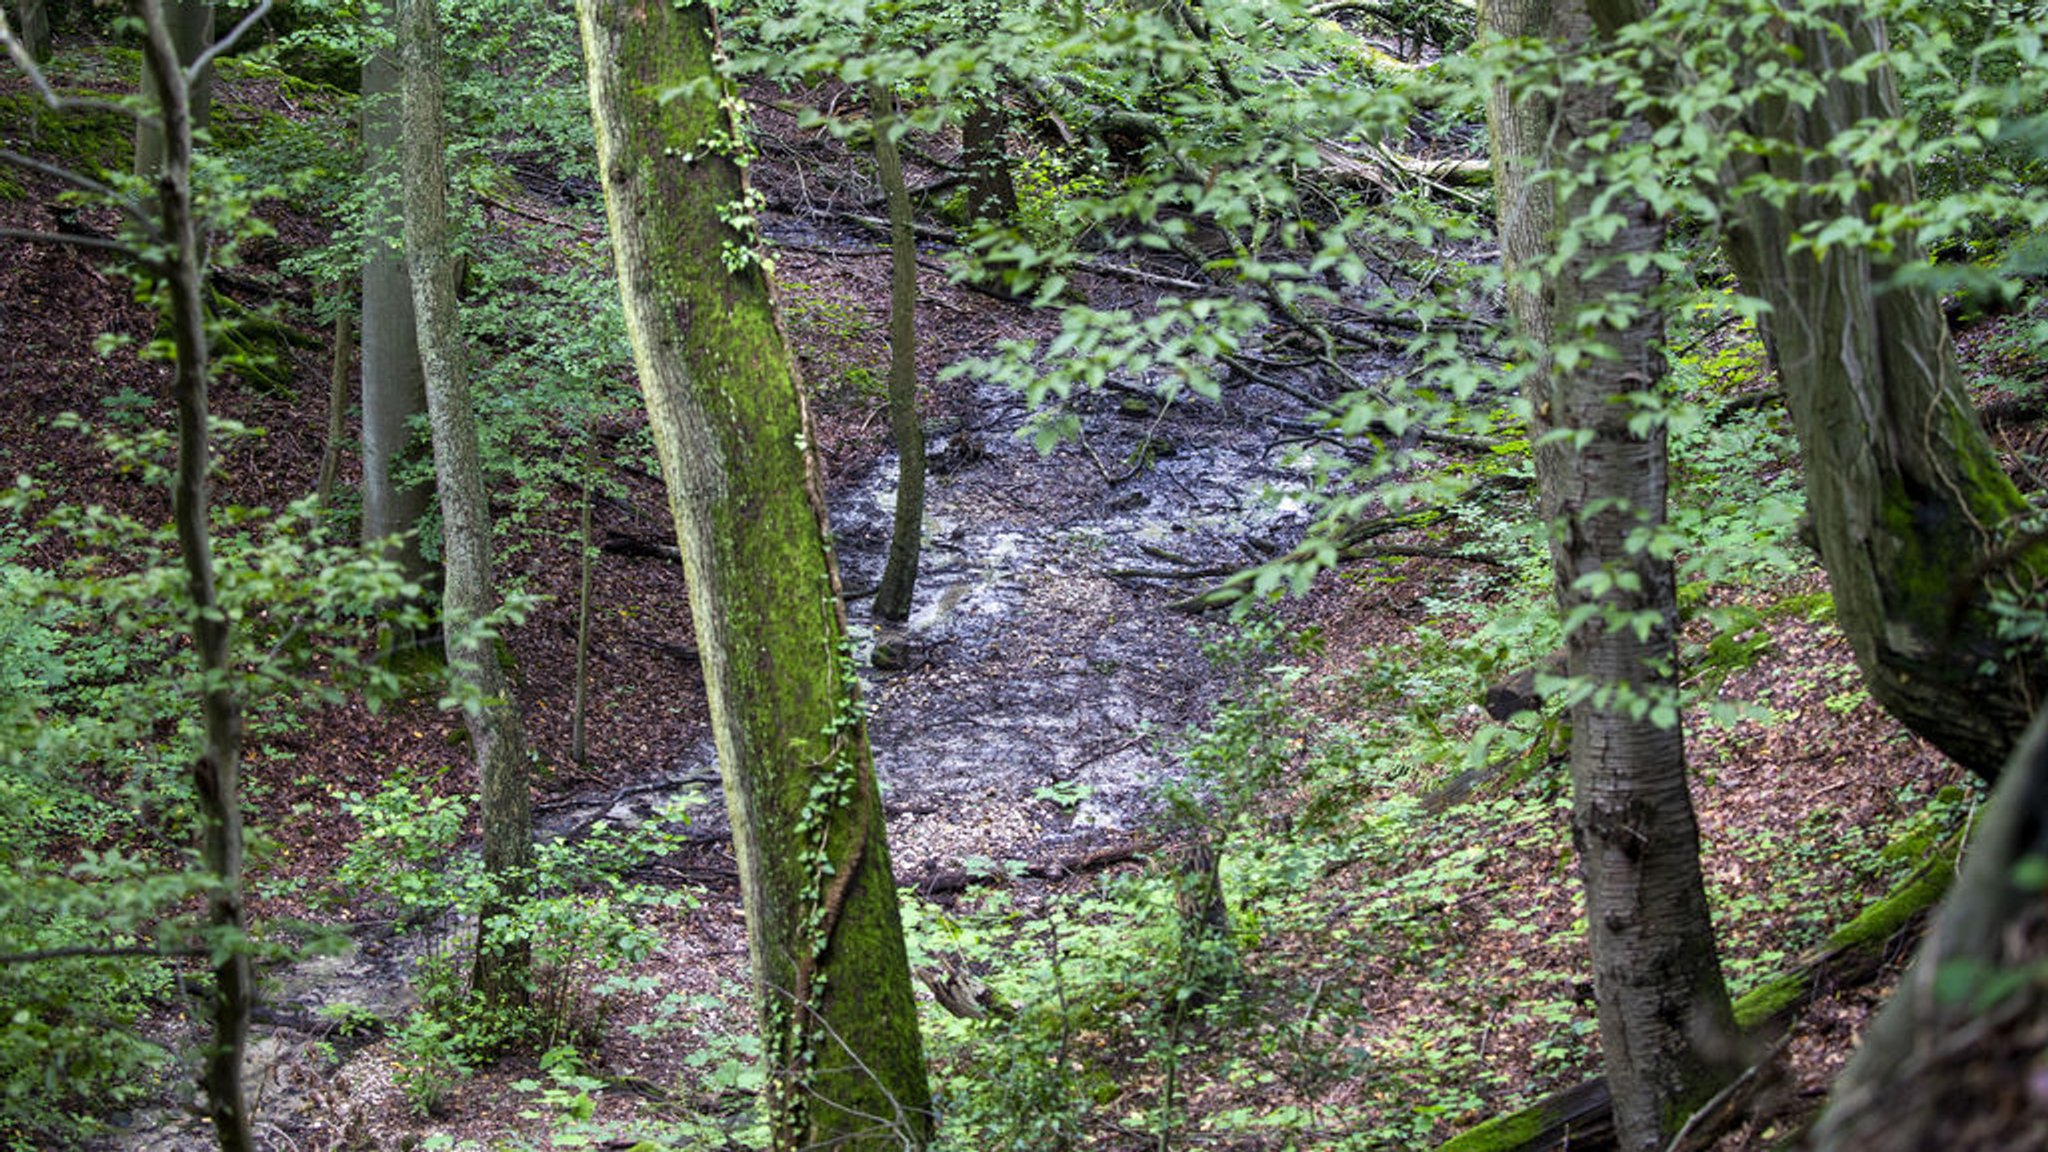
[16,0,49,61]
[960,98,1017,223]
[1809,708,2048,1152]
[870,80,926,626]
[316,301,350,504]
[1705,6,2045,784]
[1482,0,1741,1144]
[578,2,933,1146]
[359,2,433,584]
[135,1,251,1147]
[396,0,532,1005]
[134,0,209,178]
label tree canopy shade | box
[576,1,934,1147]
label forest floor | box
[4,39,2039,1152]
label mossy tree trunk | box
[133,0,208,177]
[396,0,532,1004]
[359,0,433,585]
[578,2,933,1146]
[135,0,251,1146]
[870,79,926,626]
[1810,707,2048,1151]
[1697,4,2046,785]
[1482,0,1741,1144]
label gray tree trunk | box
[578,1,934,1145]
[16,0,50,61]
[359,3,433,584]
[135,0,251,1147]
[134,0,209,177]
[1703,5,2044,784]
[316,301,350,504]
[396,0,532,1004]
[1483,0,1741,1144]
[869,81,925,625]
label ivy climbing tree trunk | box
[1482,0,1741,1144]
[1699,3,2047,784]
[359,0,433,585]
[578,2,933,1146]
[869,79,926,627]
[396,0,532,1004]
[136,0,251,1146]
[133,0,208,177]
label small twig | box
[186,0,274,80]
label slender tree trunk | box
[572,432,594,766]
[1703,5,2045,784]
[870,80,926,625]
[1482,0,1740,1144]
[578,2,933,1146]
[359,3,433,584]
[135,1,251,1147]
[16,0,49,61]
[317,300,351,504]
[396,0,531,1004]
[134,0,209,177]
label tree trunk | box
[316,300,350,504]
[359,3,433,584]
[870,80,926,626]
[572,432,594,766]
[16,0,50,61]
[1704,5,2045,784]
[396,0,532,1005]
[1482,0,1741,1144]
[960,98,1017,224]
[577,2,934,1146]
[134,0,209,178]
[1809,707,2048,1152]
[135,1,251,1147]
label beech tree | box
[1482,0,1741,1142]
[359,0,434,585]
[578,1,933,1147]
[396,0,532,1002]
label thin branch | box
[0,943,206,965]
[0,226,138,255]
[0,17,143,120]
[186,0,274,81]
[0,148,153,230]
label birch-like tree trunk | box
[359,0,433,584]
[578,2,933,1145]
[396,0,532,1004]
[1483,0,1741,1143]
[135,0,251,1146]
[869,80,926,626]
